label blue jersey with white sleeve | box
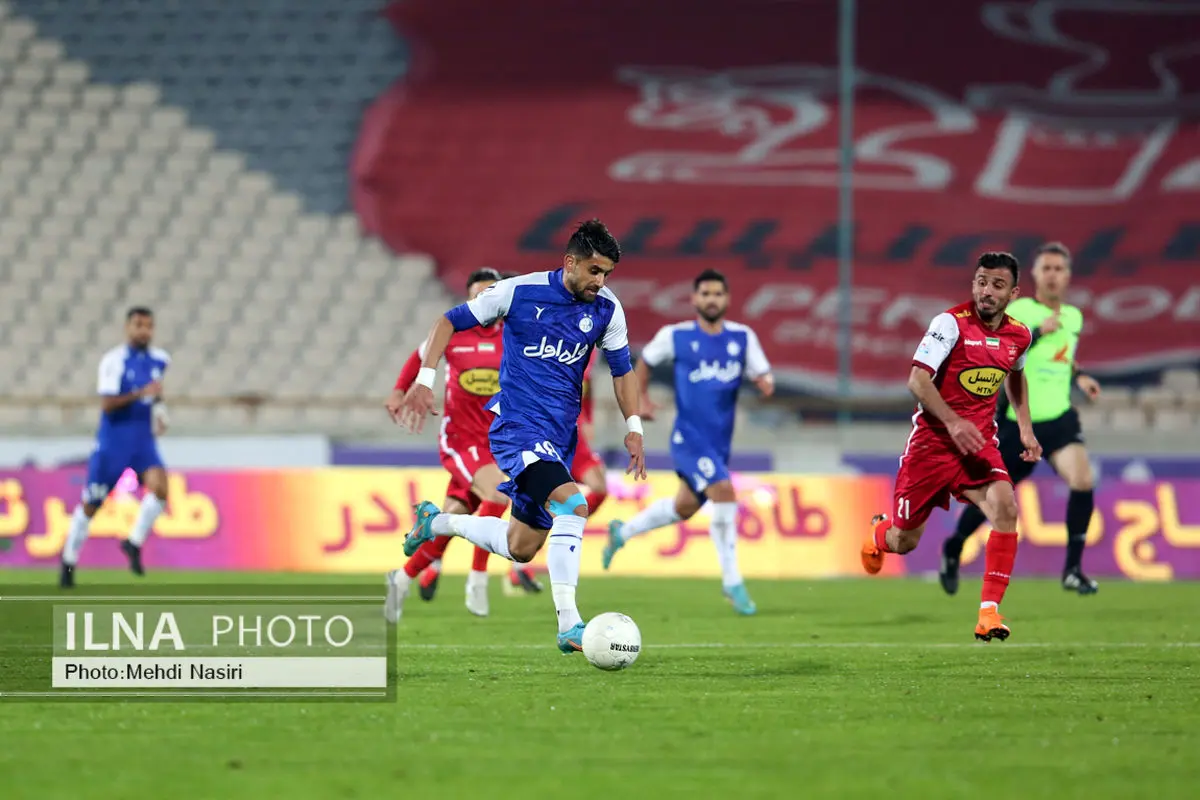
[83,345,170,505]
[639,320,770,497]
[444,269,631,528]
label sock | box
[945,503,987,560]
[127,494,164,547]
[446,514,512,560]
[472,546,490,572]
[872,516,894,553]
[547,513,585,633]
[709,502,743,589]
[403,536,450,578]
[618,497,681,542]
[981,531,1018,607]
[477,500,508,519]
[62,505,91,566]
[585,489,607,516]
[1064,490,1094,573]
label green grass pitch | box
[1,569,1197,799]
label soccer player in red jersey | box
[383,268,540,624]
[861,252,1042,642]
[571,352,609,515]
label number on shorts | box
[897,496,911,520]
[697,457,716,478]
[468,445,479,460]
[533,440,559,460]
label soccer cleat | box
[511,566,543,593]
[120,540,145,577]
[1062,569,1099,595]
[402,501,440,557]
[383,570,410,624]
[59,562,75,589]
[418,566,441,601]
[601,520,625,570]
[557,621,586,654]
[939,552,960,596]
[974,606,1010,642]
[723,583,757,616]
[861,513,887,575]
[465,572,489,617]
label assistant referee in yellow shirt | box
[940,242,1103,596]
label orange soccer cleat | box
[975,605,1011,642]
[861,514,888,575]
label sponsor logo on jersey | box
[459,367,501,396]
[688,359,742,384]
[965,339,983,347]
[522,336,590,365]
[958,366,1006,396]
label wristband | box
[626,415,643,435]
[416,367,436,389]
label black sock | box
[1065,489,1094,573]
[944,504,988,560]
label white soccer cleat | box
[465,571,489,617]
[384,569,410,624]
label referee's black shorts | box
[995,408,1086,485]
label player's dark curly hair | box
[977,252,1020,284]
[694,269,728,290]
[465,267,502,291]
[126,306,153,320]
[565,219,621,264]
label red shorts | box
[571,432,604,479]
[439,435,494,513]
[892,431,1011,530]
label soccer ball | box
[582,612,641,671]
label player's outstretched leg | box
[602,497,683,570]
[965,481,1020,642]
[941,503,989,596]
[60,503,96,588]
[861,514,891,574]
[466,545,490,617]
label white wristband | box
[416,367,436,389]
[626,415,643,435]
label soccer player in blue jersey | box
[394,219,648,653]
[601,269,774,615]
[60,307,171,588]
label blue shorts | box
[670,432,732,502]
[82,438,165,505]
[489,420,577,531]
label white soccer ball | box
[582,612,641,671]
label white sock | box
[430,558,443,572]
[710,502,743,589]
[981,601,998,610]
[618,497,681,542]
[466,570,488,585]
[547,514,585,632]
[128,494,164,547]
[442,514,512,560]
[63,505,91,566]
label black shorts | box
[996,408,1085,484]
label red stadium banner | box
[353,0,1200,394]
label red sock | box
[477,500,508,519]
[472,546,490,572]
[585,490,607,516]
[403,535,451,577]
[872,517,894,553]
[982,531,1018,605]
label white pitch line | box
[396,641,1200,651]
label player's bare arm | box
[101,380,160,414]
[632,357,659,419]
[1075,370,1101,400]
[906,366,986,456]
[397,316,458,433]
[613,370,647,480]
[1003,369,1043,462]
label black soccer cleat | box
[512,566,544,594]
[417,568,440,602]
[1062,569,1098,595]
[939,553,960,596]
[59,562,75,589]
[120,540,145,577]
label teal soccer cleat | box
[402,501,441,557]
[724,583,757,616]
[601,520,625,570]
[557,621,586,654]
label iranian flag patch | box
[986,337,1000,349]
